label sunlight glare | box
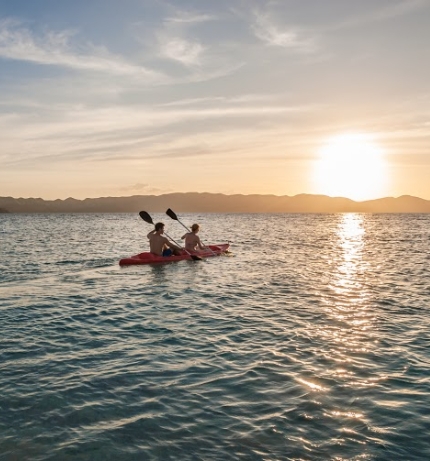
[313,133,387,201]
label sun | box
[313,133,388,201]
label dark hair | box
[155,222,165,231]
[191,224,199,232]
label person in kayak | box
[181,224,206,252]
[147,222,182,257]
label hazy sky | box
[1,0,429,200]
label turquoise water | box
[1,213,429,460]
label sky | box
[0,0,430,201]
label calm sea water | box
[1,213,430,461]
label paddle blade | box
[190,254,202,261]
[166,208,178,221]
[139,211,154,224]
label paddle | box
[165,208,217,256]
[139,211,202,261]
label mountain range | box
[1,193,430,213]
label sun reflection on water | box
[324,214,372,316]
[320,213,377,366]
[294,213,384,441]
[333,213,365,295]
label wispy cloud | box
[159,93,286,107]
[158,36,204,66]
[164,12,215,24]
[131,9,240,78]
[0,96,319,168]
[331,0,428,29]
[118,183,169,194]
[382,0,429,18]
[155,8,217,67]
[251,11,317,53]
[0,18,162,80]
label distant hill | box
[0,193,430,213]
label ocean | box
[1,213,429,460]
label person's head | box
[155,222,165,233]
[191,223,199,233]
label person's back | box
[181,224,205,252]
[148,232,168,256]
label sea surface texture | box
[1,213,429,461]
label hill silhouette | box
[1,193,430,213]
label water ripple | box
[1,213,430,460]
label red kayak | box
[119,243,230,266]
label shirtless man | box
[181,224,205,252]
[147,222,182,256]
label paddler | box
[147,222,182,257]
[181,223,206,252]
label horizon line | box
[1,192,428,203]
